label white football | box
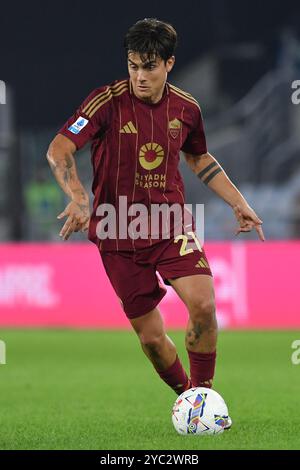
[172,387,229,435]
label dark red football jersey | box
[58,79,207,251]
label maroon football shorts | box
[100,236,212,319]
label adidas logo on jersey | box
[195,258,209,269]
[120,121,137,134]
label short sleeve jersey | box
[59,79,207,251]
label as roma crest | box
[169,118,181,139]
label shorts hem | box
[163,269,212,286]
[124,290,166,320]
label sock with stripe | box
[187,350,217,388]
[155,355,192,395]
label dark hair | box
[124,18,177,63]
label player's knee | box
[188,297,216,329]
[139,332,165,354]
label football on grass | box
[172,387,229,435]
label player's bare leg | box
[130,308,175,369]
[169,274,218,388]
[169,275,217,352]
[130,308,192,394]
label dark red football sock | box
[155,355,191,395]
[187,350,217,388]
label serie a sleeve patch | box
[68,116,89,134]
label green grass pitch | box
[0,329,299,450]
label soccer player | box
[47,18,264,428]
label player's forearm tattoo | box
[186,323,202,347]
[48,153,88,202]
[48,157,73,196]
[197,161,222,185]
[72,189,89,204]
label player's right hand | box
[57,200,90,240]
[233,203,265,241]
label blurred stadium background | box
[0,0,300,450]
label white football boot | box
[224,416,232,430]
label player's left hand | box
[57,199,90,241]
[233,203,265,241]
